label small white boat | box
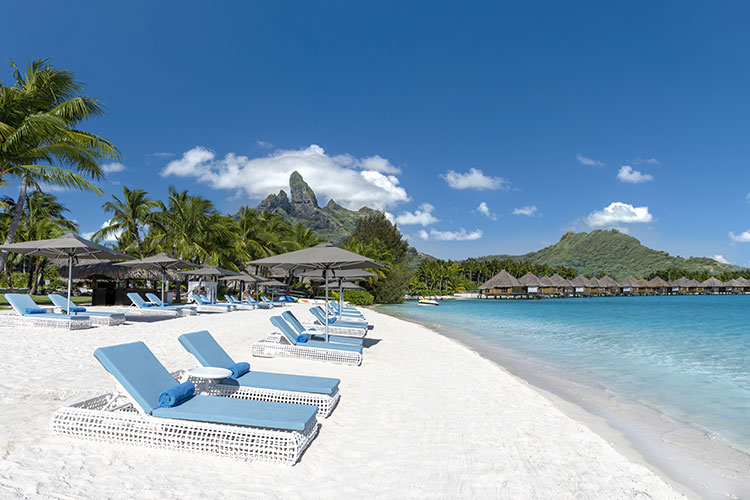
[418,299,439,306]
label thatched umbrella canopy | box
[518,272,542,286]
[60,261,181,281]
[479,270,520,290]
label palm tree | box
[0,59,120,271]
[94,186,158,257]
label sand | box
[0,303,684,499]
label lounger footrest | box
[252,338,363,366]
[50,393,319,465]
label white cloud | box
[476,201,497,220]
[83,219,121,242]
[729,230,750,243]
[576,153,604,167]
[256,141,274,149]
[383,211,395,223]
[712,254,730,264]
[417,229,430,240]
[512,205,538,217]
[441,168,509,190]
[161,144,410,210]
[745,192,750,204]
[358,155,401,174]
[395,203,439,226]
[586,202,653,227]
[36,183,68,193]
[152,152,175,158]
[617,165,653,184]
[101,162,126,173]
[633,157,659,165]
[430,228,483,241]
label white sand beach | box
[0,303,684,499]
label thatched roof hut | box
[648,277,670,287]
[701,277,724,287]
[538,275,554,287]
[735,277,750,286]
[479,270,521,290]
[672,276,692,287]
[59,262,182,281]
[518,272,543,286]
[584,277,601,287]
[569,276,588,287]
[550,273,572,287]
[598,275,619,288]
[618,277,641,288]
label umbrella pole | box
[324,269,329,341]
[339,278,343,319]
[66,255,72,315]
[161,268,166,303]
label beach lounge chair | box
[261,296,284,307]
[125,292,182,317]
[252,316,363,366]
[282,311,364,344]
[245,296,272,309]
[144,293,198,315]
[1,293,92,330]
[48,294,126,326]
[178,331,341,416]
[50,341,319,465]
[191,294,236,312]
[222,295,257,310]
[309,306,370,334]
[327,303,365,320]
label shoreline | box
[375,304,750,500]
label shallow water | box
[379,296,750,455]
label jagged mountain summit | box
[255,171,379,243]
[478,229,741,280]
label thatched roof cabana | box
[735,277,750,286]
[538,275,554,287]
[59,262,182,281]
[550,273,571,287]
[618,277,641,288]
[569,276,588,287]
[648,277,670,287]
[518,272,542,286]
[672,276,692,287]
[479,270,521,290]
[598,275,619,287]
[701,277,724,287]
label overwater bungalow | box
[701,277,726,294]
[618,277,642,295]
[518,272,543,295]
[584,277,605,295]
[550,273,573,295]
[672,276,696,294]
[569,275,588,295]
[597,275,620,295]
[647,276,671,295]
[538,275,559,295]
[479,270,525,297]
[733,277,750,293]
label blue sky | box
[4,1,750,263]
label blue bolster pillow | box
[227,362,250,379]
[25,307,46,314]
[296,333,309,343]
[158,381,195,407]
[69,306,87,313]
[141,302,153,307]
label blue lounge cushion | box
[141,302,153,307]
[69,306,87,313]
[228,362,250,379]
[296,334,309,343]
[25,307,46,314]
[178,331,340,395]
[158,381,195,407]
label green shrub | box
[375,263,411,304]
[340,289,374,306]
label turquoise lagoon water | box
[379,296,750,455]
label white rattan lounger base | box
[194,305,236,313]
[50,309,126,326]
[0,313,92,330]
[302,322,366,338]
[174,372,340,418]
[115,307,182,318]
[252,333,362,366]
[50,393,319,465]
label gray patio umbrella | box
[218,273,263,299]
[299,269,377,314]
[249,243,385,339]
[0,233,132,316]
[116,252,197,303]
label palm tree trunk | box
[0,173,29,274]
[30,257,46,294]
